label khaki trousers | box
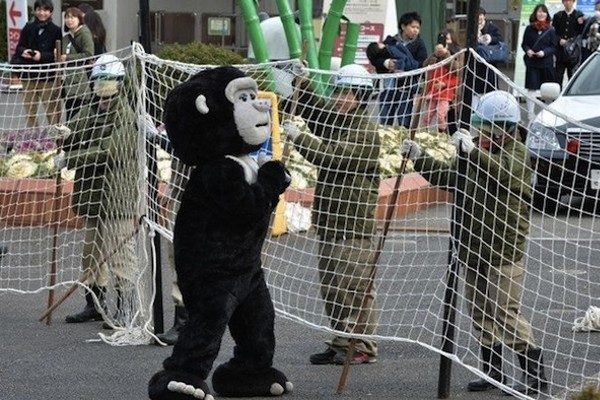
[464,260,537,353]
[21,79,62,128]
[318,237,378,356]
[82,218,137,288]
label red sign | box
[9,1,22,26]
[333,22,385,68]
[5,0,28,58]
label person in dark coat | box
[552,0,585,86]
[14,0,63,128]
[521,3,558,121]
[377,11,428,127]
[471,8,504,112]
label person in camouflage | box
[402,91,547,395]
[283,64,381,365]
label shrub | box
[156,42,246,65]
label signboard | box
[323,0,397,66]
[333,22,384,67]
[5,0,28,59]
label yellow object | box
[258,91,287,237]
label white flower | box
[7,160,38,178]
[6,153,33,167]
[61,169,76,181]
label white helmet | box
[472,90,520,125]
[334,64,374,89]
[90,54,126,80]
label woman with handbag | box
[12,0,63,128]
[59,7,94,121]
[521,3,558,121]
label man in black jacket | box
[14,0,62,128]
[552,0,585,86]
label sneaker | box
[309,348,339,365]
[334,351,377,365]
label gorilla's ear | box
[195,95,209,114]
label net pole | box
[438,1,479,396]
[38,220,143,322]
[337,155,410,394]
[437,147,469,398]
[147,141,164,334]
[43,40,64,325]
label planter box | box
[0,174,448,229]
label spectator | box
[471,8,503,112]
[59,7,94,121]
[552,0,585,87]
[282,64,381,365]
[420,30,462,133]
[77,2,94,15]
[581,0,600,63]
[58,55,139,326]
[377,11,428,127]
[521,3,557,121]
[402,90,547,395]
[83,10,107,55]
[366,40,418,74]
[14,0,62,128]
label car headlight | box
[526,122,561,151]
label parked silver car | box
[526,51,600,212]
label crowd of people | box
[12,0,107,128]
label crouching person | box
[401,91,547,395]
[56,54,139,327]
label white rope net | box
[1,44,600,398]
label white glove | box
[282,121,301,142]
[46,124,72,140]
[451,129,475,154]
[53,152,66,170]
[400,139,421,161]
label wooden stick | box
[337,155,411,394]
[43,40,64,325]
[44,138,63,325]
[39,220,142,322]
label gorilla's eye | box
[239,93,248,102]
[250,93,256,100]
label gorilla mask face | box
[225,77,271,146]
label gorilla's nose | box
[254,100,270,112]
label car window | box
[565,53,600,96]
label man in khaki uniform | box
[402,91,547,395]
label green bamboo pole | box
[238,0,270,63]
[318,0,348,71]
[297,0,328,95]
[237,0,276,91]
[340,22,360,67]
[296,0,319,69]
[275,0,301,59]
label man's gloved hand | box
[282,121,301,142]
[400,139,421,161]
[451,129,475,154]
[53,151,66,170]
[47,124,72,140]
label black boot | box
[65,285,106,323]
[102,288,125,329]
[505,347,548,395]
[468,344,504,391]
[155,305,188,345]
